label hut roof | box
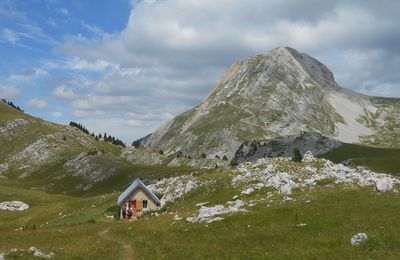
[117,178,161,206]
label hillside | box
[144,47,400,160]
[1,152,400,259]
[0,101,212,195]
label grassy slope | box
[320,144,400,175]
[0,102,194,196]
[1,171,400,259]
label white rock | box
[376,178,393,192]
[0,201,29,211]
[196,202,209,207]
[351,233,368,245]
[283,196,293,202]
[188,200,247,223]
[206,217,224,223]
[0,253,4,260]
[173,215,182,221]
[241,187,254,195]
[296,223,307,227]
[234,156,400,195]
[302,151,316,163]
[148,176,203,206]
[29,247,38,253]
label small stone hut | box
[117,178,161,219]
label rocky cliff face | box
[144,47,400,160]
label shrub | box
[292,148,302,162]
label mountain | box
[144,47,400,160]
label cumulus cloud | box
[25,98,49,109]
[52,85,78,100]
[0,86,21,99]
[55,0,400,140]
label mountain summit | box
[144,47,400,159]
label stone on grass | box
[0,201,29,211]
[351,233,368,245]
[241,187,254,195]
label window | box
[143,200,148,208]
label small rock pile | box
[0,201,29,211]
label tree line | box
[1,99,24,112]
[69,121,126,147]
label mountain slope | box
[144,47,400,159]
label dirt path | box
[99,227,134,260]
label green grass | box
[320,144,400,175]
[1,169,400,259]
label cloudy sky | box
[0,0,399,144]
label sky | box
[0,0,399,144]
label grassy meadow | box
[1,170,400,259]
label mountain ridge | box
[144,47,400,159]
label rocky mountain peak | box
[144,47,400,159]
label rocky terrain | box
[144,47,400,159]
[232,132,342,164]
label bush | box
[292,148,302,162]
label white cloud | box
[58,8,69,16]
[52,85,77,100]
[25,98,49,109]
[72,109,105,118]
[66,57,119,72]
[51,111,63,118]
[127,119,144,127]
[0,86,21,99]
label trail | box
[99,227,134,260]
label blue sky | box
[1,0,399,144]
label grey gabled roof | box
[117,178,161,206]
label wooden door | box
[135,200,142,211]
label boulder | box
[351,233,368,245]
[302,151,316,163]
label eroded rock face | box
[121,147,164,165]
[0,118,29,138]
[63,151,122,188]
[9,134,67,171]
[233,132,341,164]
[0,201,29,211]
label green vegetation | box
[1,169,400,259]
[320,144,400,175]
